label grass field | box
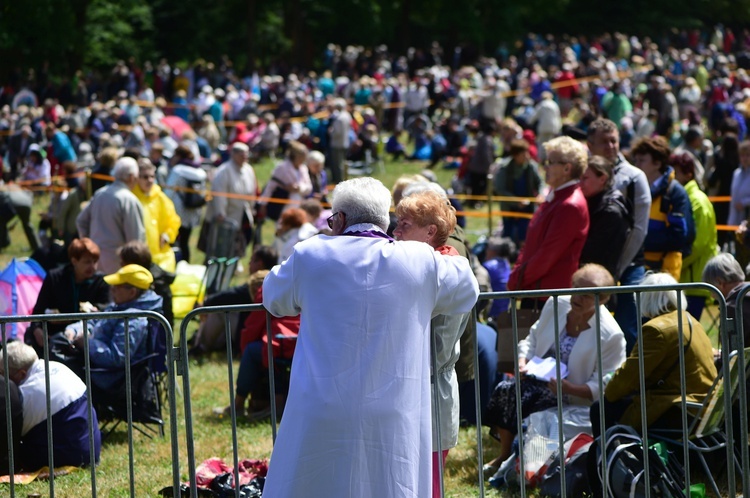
[0,156,502,497]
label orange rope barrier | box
[4,169,742,230]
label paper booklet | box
[524,356,568,382]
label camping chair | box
[205,218,240,260]
[346,149,384,177]
[649,347,750,497]
[91,319,166,439]
[204,257,226,297]
[218,257,239,292]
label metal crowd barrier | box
[0,310,180,498]
[176,282,748,498]
[477,283,748,498]
[7,282,746,497]
[178,304,268,498]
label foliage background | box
[3,0,750,80]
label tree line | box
[2,0,750,80]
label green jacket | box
[605,311,717,431]
[446,225,476,382]
[492,157,542,212]
[679,180,719,298]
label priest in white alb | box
[262,177,479,497]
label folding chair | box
[218,257,239,292]
[91,320,167,439]
[346,150,384,177]
[204,257,226,297]
[649,347,750,497]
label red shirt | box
[240,287,300,367]
[508,183,589,294]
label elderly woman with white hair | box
[591,272,717,437]
[306,150,329,201]
[508,136,589,306]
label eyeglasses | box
[327,212,341,229]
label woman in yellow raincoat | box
[133,159,181,272]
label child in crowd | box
[482,236,516,322]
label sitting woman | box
[216,269,301,419]
[484,264,626,474]
[26,237,110,357]
[20,144,51,188]
[591,272,717,438]
[392,188,470,497]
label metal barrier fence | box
[1,283,748,497]
[177,283,749,498]
[0,310,180,498]
[477,283,748,498]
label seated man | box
[0,341,101,470]
[67,264,163,391]
[117,240,175,328]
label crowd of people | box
[0,27,750,495]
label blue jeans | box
[236,341,263,398]
[459,323,499,426]
[615,264,646,355]
[502,217,530,247]
[686,295,706,321]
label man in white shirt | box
[327,98,351,184]
[262,177,479,498]
[205,142,257,258]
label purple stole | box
[341,230,394,242]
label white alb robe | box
[262,230,479,498]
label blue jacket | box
[87,290,163,390]
[644,167,695,276]
[51,131,77,163]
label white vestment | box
[262,230,479,498]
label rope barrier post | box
[486,172,493,235]
[86,169,92,199]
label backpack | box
[539,432,594,497]
[180,178,207,209]
[588,425,687,498]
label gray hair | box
[308,150,325,166]
[703,252,745,285]
[331,177,391,230]
[113,156,139,182]
[401,181,448,200]
[639,272,688,319]
[703,253,745,285]
[0,341,38,378]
